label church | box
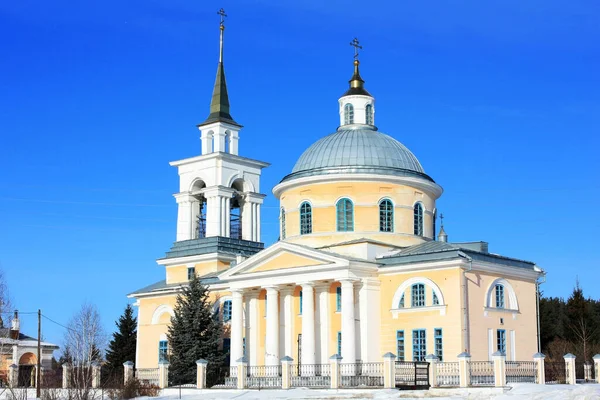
[129,15,544,371]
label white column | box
[301,283,316,366]
[340,279,356,364]
[265,287,280,366]
[256,204,261,242]
[247,292,259,366]
[230,290,244,365]
[315,283,330,364]
[252,203,258,241]
[205,195,221,237]
[175,194,193,241]
[221,197,227,236]
[281,288,295,358]
[359,279,381,362]
[242,199,253,241]
[225,197,231,237]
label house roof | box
[0,329,59,349]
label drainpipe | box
[535,270,546,353]
[460,254,473,353]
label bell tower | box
[164,9,269,269]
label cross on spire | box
[440,213,445,227]
[350,37,362,59]
[217,8,227,26]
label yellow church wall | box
[166,260,231,285]
[251,253,326,273]
[379,268,464,361]
[279,181,437,248]
[329,282,342,357]
[466,271,538,361]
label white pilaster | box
[175,193,194,241]
[242,199,253,241]
[230,290,244,365]
[247,292,259,366]
[256,204,261,242]
[359,279,381,362]
[340,279,356,364]
[230,133,239,155]
[205,194,221,237]
[315,283,330,364]
[300,283,316,366]
[265,287,280,366]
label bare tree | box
[63,303,105,400]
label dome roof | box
[281,126,434,183]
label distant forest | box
[540,281,600,362]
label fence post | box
[563,353,576,385]
[594,354,600,384]
[91,361,101,389]
[123,361,134,385]
[492,351,506,387]
[533,353,545,384]
[382,352,396,389]
[329,354,342,389]
[457,352,471,388]
[425,354,439,388]
[236,357,247,389]
[280,356,293,390]
[9,364,18,388]
[196,359,208,389]
[158,360,170,389]
[62,363,72,389]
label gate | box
[394,361,430,389]
[545,361,566,384]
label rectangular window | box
[336,287,342,311]
[223,300,232,322]
[411,284,425,307]
[187,267,195,280]
[434,328,443,361]
[158,340,168,362]
[299,291,303,314]
[337,332,342,356]
[497,329,506,353]
[412,329,426,361]
[223,338,231,355]
[396,330,405,361]
[495,285,505,308]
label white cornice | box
[157,252,237,267]
[273,173,443,199]
[170,152,270,169]
[391,305,447,318]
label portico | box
[219,241,381,366]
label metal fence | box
[339,363,384,388]
[545,361,566,384]
[135,368,159,386]
[290,364,330,388]
[207,364,236,388]
[506,361,537,384]
[468,361,494,386]
[246,365,282,389]
[436,362,460,387]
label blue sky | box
[1,0,598,349]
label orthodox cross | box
[350,38,362,59]
[217,8,227,26]
[440,213,445,227]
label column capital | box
[231,289,244,298]
[174,192,195,204]
[299,282,315,290]
[264,285,280,294]
[314,282,332,291]
[279,286,295,296]
[338,278,358,288]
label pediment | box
[220,242,350,279]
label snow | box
[156,384,600,400]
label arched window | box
[280,208,286,240]
[223,300,232,322]
[495,284,505,308]
[379,199,394,232]
[413,203,424,236]
[344,103,354,125]
[411,283,425,307]
[300,202,312,235]
[336,198,354,232]
[365,104,373,125]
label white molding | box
[170,151,270,169]
[378,260,467,275]
[273,173,443,199]
[391,276,445,309]
[157,252,237,267]
[390,305,447,318]
[484,278,519,311]
[151,305,175,325]
[471,261,540,280]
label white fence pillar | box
[281,356,293,390]
[425,354,439,388]
[492,351,506,387]
[91,361,101,389]
[329,354,341,389]
[564,353,576,385]
[123,361,134,385]
[594,354,600,384]
[457,352,471,388]
[62,363,72,389]
[196,359,207,389]
[236,357,247,389]
[9,364,18,388]
[533,353,545,384]
[383,352,396,389]
[158,361,170,389]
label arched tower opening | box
[230,179,245,240]
[191,180,207,239]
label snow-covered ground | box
[158,384,600,400]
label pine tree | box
[105,304,137,377]
[565,281,599,361]
[168,275,224,385]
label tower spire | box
[342,38,371,97]
[198,8,240,128]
